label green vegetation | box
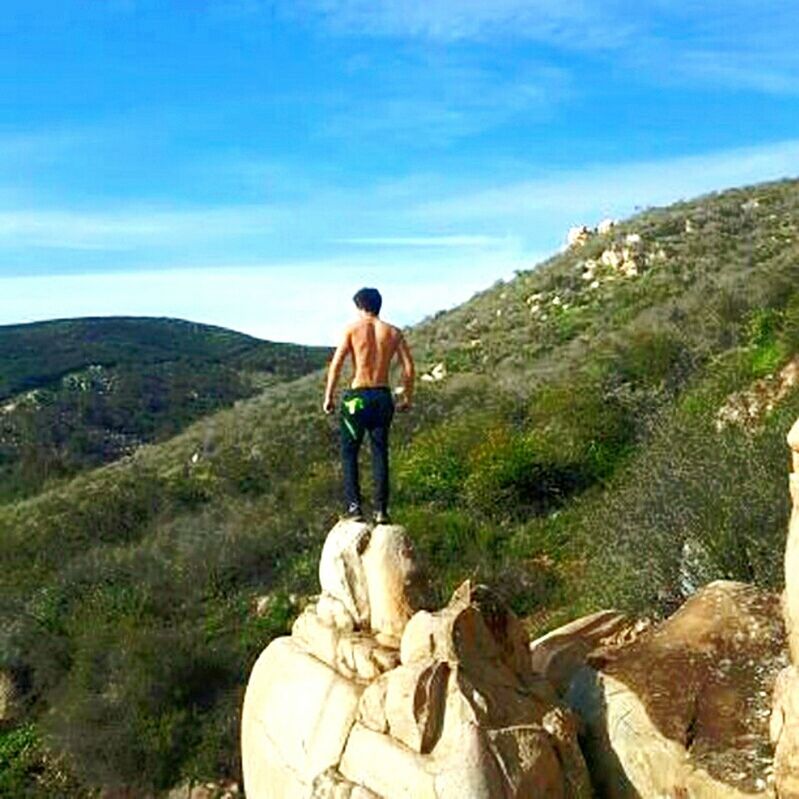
[2,178,799,795]
[0,316,330,501]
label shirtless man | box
[323,287,415,524]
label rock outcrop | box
[241,520,591,798]
[716,357,799,432]
[771,418,799,797]
[0,669,20,723]
[567,225,592,248]
[528,609,642,695]
[564,581,784,798]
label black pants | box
[340,387,395,514]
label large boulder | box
[566,580,784,798]
[770,418,799,798]
[567,225,592,248]
[785,418,799,662]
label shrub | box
[0,723,89,799]
[396,507,504,606]
[612,327,689,389]
[745,307,787,377]
[44,622,236,791]
[527,373,634,483]
[395,415,486,507]
[780,292,799,353]
[574,396,796,615]
[463,426,584,518]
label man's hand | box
[396,396,412,413]
[323,396,335,414]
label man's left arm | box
[323,328,351,413]
[395,331,415,411]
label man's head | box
[353,287,382,316]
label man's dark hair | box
[353,287,382,315]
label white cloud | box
[1,139,797,343]
[3,138,797,284]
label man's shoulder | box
[342,320,362,335]
[378,319,402,337]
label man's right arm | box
[323,327,351,413]
[396,332,415,410]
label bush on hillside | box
[576,396,797,615]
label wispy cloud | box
[317,52,571,145]
[675,50,799,97]
[0,255,527,345]
[2,138,798,340]
[289,0,636,49]
[289,0,799,97]
[334,235,512,248]
[0,205,280,251]
[3,139,798,267]
[414,138,799,246]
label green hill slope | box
[2,177,799,795]
[0,316,331,502]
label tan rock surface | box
[319,519,372,628]
[241,637,364,797]
[339,723,438,799]
[772,420,799,799]
[567,581,784,798]
[311,767,380,799]
[361,524,419,642]
[784,493,798,661]
[772,666,799,797]
[241,733,308,799]
[384,660,449,753]
[529,609,632,694]
[357,674,390,733]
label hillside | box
[0,317,331,502]
[2,177,799,796]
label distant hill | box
[2,177,799,796]
[0,316,330,501]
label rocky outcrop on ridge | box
[241,519,591,798]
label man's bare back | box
[349,316,401,388]
[323,312,414,414]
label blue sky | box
[2,1,799,344]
